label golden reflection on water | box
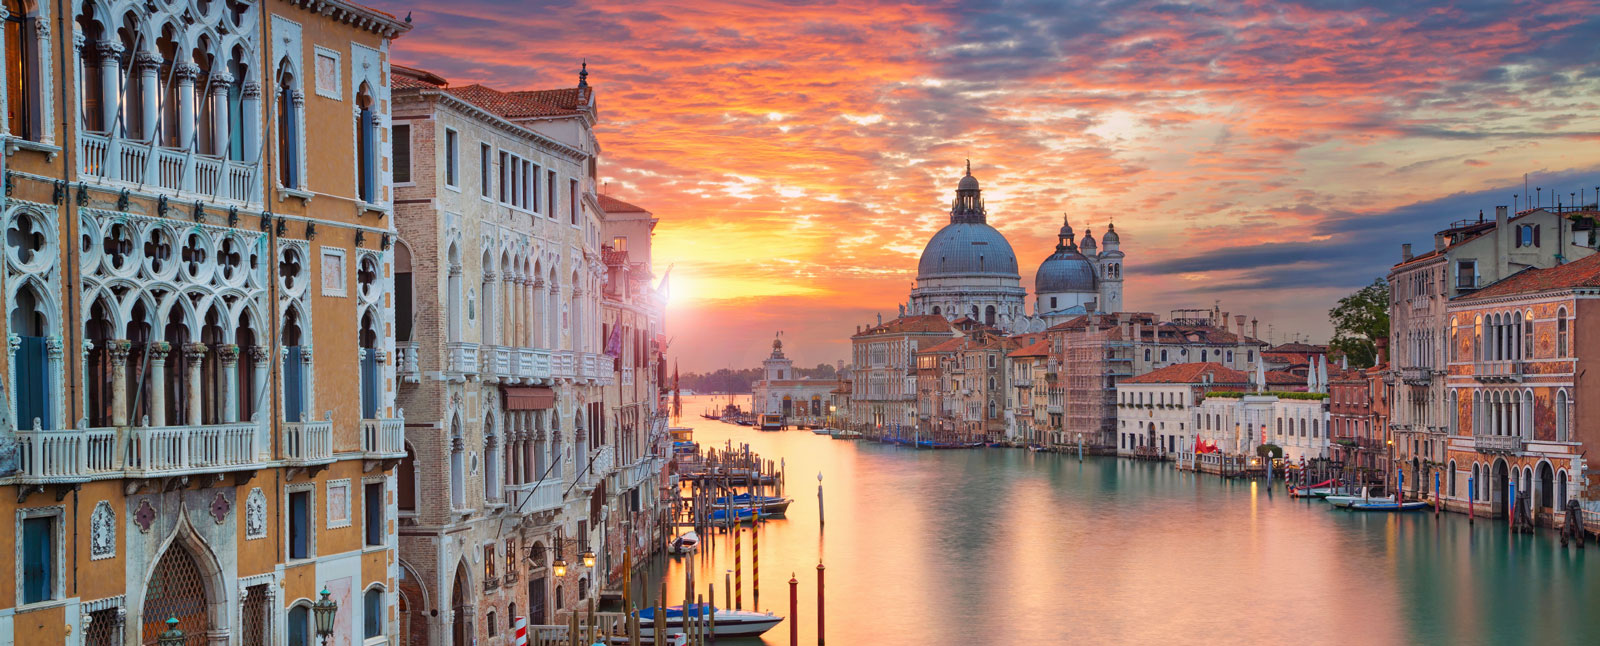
[644,397,1596,646]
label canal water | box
[645,396,1598,645]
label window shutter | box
[283,346,303,423]
[16,336,49,429]
[1534,224,1541,247]
[21,517,51,604]
[360,349,378,418]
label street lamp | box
[312,588,338,644]
[582,549,597,569]
[157,618,183,646]
[552,556,569,578]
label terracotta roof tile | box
[445,84,592,120]
[1008,339,1052,358]
[1455,252,1600,301]
[1122,362,1249,385]
[599,194,649,214]
[855,315,957,337]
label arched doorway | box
[1492,459,1509,518]
[1537,462,1555,522]
[451,561,472,646]
[142,542,213,645]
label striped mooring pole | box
[511,616,528,646]
[735,523,743,610]
[752,519,760,611]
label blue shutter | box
[21,517,52,604]
[15,336,49,430]
[359,107,375,201]
[360,350,378,419]
[283,346,303,423]
[289,492,308,559]
[284,95,299,189]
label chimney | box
[1435,233,1446,253]
[1401,243,1413,261]
[1495,205,1510,278]
[1375,336,1389,366]
[1222,312,1231,332]
[1235,314,1247,332]
[1251,318,1259,339]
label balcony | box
[445,342,480,379]
[1473,361,1524,383]
[14,427,119,483]
[282,420,334,467]
[1399,366,1433,385]
[622,456,661,490]
[79,132,260,205]
[397,341,421,383]
[586,446,617,483]
[507,479,564,514]
[1014,378,1033,388]
[1475,434,1522,454]
[361,417,407,471]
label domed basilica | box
[908,164,1125,333]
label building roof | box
[854,315,957,338]
[919,337,966,354]
[1122,362,1248,385]
[1008,339,1052,358]
[444,84,593,119]
[391,65,446,89]
[599,194,649,214]
[1268,342,1326,353]
[1455,252,1600,301]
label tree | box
[1329,278,1390,369]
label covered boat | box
[636,605,782,638]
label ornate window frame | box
[15,504,66,608]
[313,46,342,101]
[285,481,318,561]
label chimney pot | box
[1402,243,1413,261]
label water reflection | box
[645,397,1596,645]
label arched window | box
[1556,390,1569,442]
[984,305,996,326]
[10,283,52,429]
[1523,310,1533,360]
[364,587,384,639]
[359,309,379,418]
[1473,315,1482,361]
[484,419,501,503]
[287,604,311,646]
[1448,317,1457,362]
[446,243,463,342]
[1557,307,1569,357]
[4,0,39,140]
[1449,460,1457,496]
[397,443,417,511]
[450,416,466,509]
[357,83,377,201]
[276,59,300,188]
[1447,390,1457,435]
[931,305,941,316]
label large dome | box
[1035,248,1098,294]
[917,222,1021,279]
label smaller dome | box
[1081,229,1097,249]
[1035,249,1098,295]
[958,173,979,191]
[1102,223,1120,244]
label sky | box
[371,0,1600,373]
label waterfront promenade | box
[652,397,1599,646]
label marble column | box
[109,340,131,426]
[134,51,161,141]
[219,345,240,423]
[185,342,206,425]
[95,41,122,133]
[210,73,234,156]
[175,62,200,149]
[148,342,170,427]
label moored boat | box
[636,605,783,638]
[708,506,763,523]
[1346,500,1429,512]
[1289,478,1337,498]
[812,427,833,435]
[830,429,863,440]
[712,494,793,516]
[1326,487,1394,508]
[669,530,700,556]
[758,414,784,431]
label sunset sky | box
[372,0,1600,373]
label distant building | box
[752,336,835,423]
[1005,337,1052,442]
[850,315,958,431]
[1117,362,1309,458]
[1195,393,1331,464]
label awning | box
[503,386,556,410]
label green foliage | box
[1329,277,1390,369]
[1257,443,1284,458]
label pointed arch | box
[139,511,228,645]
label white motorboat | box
[637,605,782,638]
[668,531,699,556]
[812,427,833,435]
[1327,487,1395,508]
[830,429,863,440]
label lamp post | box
[157,618,184,646]
[312,587,338,645]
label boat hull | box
[1347,501,1429,512]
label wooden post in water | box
[753,511,761,611]
[734,521,743,610]
[725,571,731,609]
[789,573,799,646]
[816,562,826,646]
[708,585,717,644]
[569,609,580,646]
[630,604,641,646]
[656,582,667,646]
